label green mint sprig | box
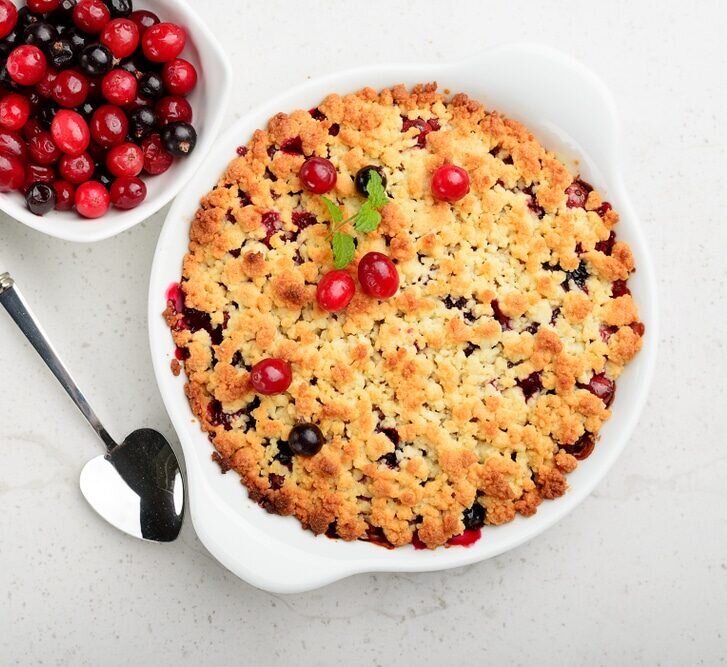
[321,170,388,269]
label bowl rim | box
[148,43,659,593]
[0,0,233,243]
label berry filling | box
[490,299,511,330]
[517,372,543,401]
[565,179,592,208]
[443,295,476,323]
[401,115,440,148]
[260,210,282,247]
[579,373,615,406]
[561,432,595,460]
[562,261,589,292]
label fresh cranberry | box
[611,279,630,298]
[565,179,592,208]
[101,69,137,105]
[74,179,109,217]
[7,45,47,86]
[52,179,75,210]
[155,95,192,125]
[23,163,54,190]
[22,118,44,140]
[299,156,337,194]
[316,270,355,312]
[581,373,615,406]
[109,174,146,209]
[0,0,17,40]
[161,58,196,96]
[141,132,173,175]
[89,104,127,146]
[129,9,159,34]
[141,22,185,63]
[123,92,153,111]
[51,109,90,155]
[431,164,470,202]
[0,130,28,161]
[58,151,93,183]
[106,141,143,177]
[28,131,61,165]
[52,70,89,108]
[72,0,110,33]
[100,18,138,59]
[27,0,61,11]
[0,93,31,131]
[358,252,399,299]
[0,152,25,191]
[250,358,292,395]
[35,68,58,98]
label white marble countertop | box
[2,0,725,664]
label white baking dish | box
[148,43,658,594]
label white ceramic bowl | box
[148,44,658,594]
[0,0,231,242]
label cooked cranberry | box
[89,104,127,146]
[28,0,61,12]
[128,105,156,138]
[287,423,324,457]
[7,45,46,85]
[25,181,55,215]
[260,210,282,246]
[142,22,185,63]
[517,372,543,401]
[129,9,159,34]
[52,69,88,108]
[100,18,138,58]
[23,22,58,49]
[299,156,336,194]
[0,0,17,40]
[101,68,137,105]
[631,322,645,337]
[0,93,31,131]
[447,528,482,547]
[490,298,512,330]
[141,133,172,175]
[358,252,399,299]
[155,95,191,126]
[0,130,27,161]
[462,502,485,530]
[581,373,615,406]
[563,432,595,460]
[250,358,292,395]
[51,109,89,155]
[611,279,630,298]
[58,150,93,183]
[596,201,612,217]
[0,152,25,191]
[401,116,439,148]
[74,179,108,217]
[432,164,470,202]
[109,174,145,208]
[72,0,109,33]
[23,163,54,189]
[28,131,60,164]
[316,269,355,312]
[161,121,196,156]
[162,58,196,96]
[595,230,616,255]
[52,179,74,209]
[106,141,143,177]
[291,210,316,234]
[354,165,386,196]
[565,179,592,208]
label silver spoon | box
[0,272,184,542]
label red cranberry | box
[0,152,25,191]
[72,0,110,33]
[431,164,470,202]
[299,156,337,194]
[23,163,54,189]
[52,69,89,108]
[161,58,197,96]
[58,151,93,183]
[582,373,615,406]
[0,0,17,40]
[358,252,399,299]
[22,118,44,140]
[74,179,109,218]
[53,179,75,210]
[0,130,28,161]
[28,131,61,165]
[565,179,592,208]
[106,141,143,177]
[129,9,159,34]
[35,68,58,98]
[0,93,31,131]
[250,358,292,395]
[101,68,137,105]
[141,132,173,175]
[89,104,127,146]
[141,22,185,63]
[109,174,145,209]
[100,18,138,59]
[316,269,355,312]
[155,95,192,125]
[51,109,90,155]
[7,45,47,86]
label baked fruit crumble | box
[164,83,644,549]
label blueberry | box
[0,27,20,58]
[138,72,164,100]
[128,106,157,141]
[161,121,197,157]
[47,39,75,69]
[25,182,56,216]
[79,44,113,77]
[287,423,324,457]
[354,165,387,197]
[563,261,589,292]
[24,22,58,49]
[462,502,485,530]
[107,0,133,17]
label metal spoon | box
[0,272,184,542]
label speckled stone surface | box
[1,1,725,664]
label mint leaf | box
[332,232,355,269]
[353,201,381,233]
[321,196,343,224]
[365,169,388,209]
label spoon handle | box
[0,272,117,452]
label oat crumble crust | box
[165,83,644,549]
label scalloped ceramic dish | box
[0,0,231,243]
[148,44,658,594]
